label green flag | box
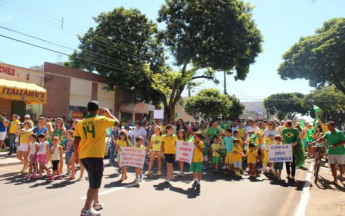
[313,118,318,133]
[313,105,322,112]
[187,135,194,142]
[300,120,305,129]
[173,113,178,119]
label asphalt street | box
[0,159,312,216]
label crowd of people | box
[1,102,345,216]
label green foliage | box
[278,18,345,94]
[226,95,245,120]
[185,89,232,119]
[264,93,308,120]
[65,7,165,104]
[303,86,345,122]
[158,0,263,79]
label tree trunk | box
[164,104,176,123]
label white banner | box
[268,144,293,162]
[119,147,146,169]
[154,110,164,119]
[175,141,195,164]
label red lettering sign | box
[0,66,15,76]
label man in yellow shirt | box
[74,101,119,216]
[8,114,21,155]
[191,132,204,191]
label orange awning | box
[0,79,47,104]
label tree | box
[264,93,308,120]
[278,18,345,94]
[154,0,262,121]
[66,1,263,121]
[185,89,232,119]
[65,8,165,104]
[303,86,345,123]
[226,95,245,120]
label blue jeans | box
[8,133,16,154]
[109,143,116,164]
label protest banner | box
[119,147,146,169]
[268,144,293,162]
[176,141,195,164]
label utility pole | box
[224,71,227,95]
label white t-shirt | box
[132,127,147,144]
[38,141,49,155]
[245,126,260,134]
[263,129,280,145]
[29,142,38,154]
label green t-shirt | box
[323,129,345,155]
[282,128,300,144]
[208,127,221,140]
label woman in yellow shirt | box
[16,121,33,173]
[116,131,131,182]
[177,129,187,176]
[145,127,163,176]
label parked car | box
[104,133,112,157]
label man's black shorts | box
[164,154,175,164]
[81,158,104,189]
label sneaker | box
[157,171,162,176]
[222,165,227,170]
[25,173,32,179]
[192,180,197,187]
[56,175,62,179]
[47,176,54,181]
[80,207,101,216]
[196,183,200,191]
[180,171,184,177]
[92,203,105,211]
[144,171,151,176]
[66,171,71,176]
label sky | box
[0,0,344,102]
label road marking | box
[80,181,146,200]
[0,168,21,172]
[294,162,314,216]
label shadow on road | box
[315,176,345,192]
[46,179,77,189]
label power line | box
[1,0,138,56]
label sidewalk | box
[0,150,22,166]
[305,161,345,216]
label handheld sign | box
[154,110,164,119]
[268,144,293,162]
[119,147,146,169]
[176,141,195,164]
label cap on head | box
[87,100,99,112]
[25,114,30,118]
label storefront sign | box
[119,147,146,169]
[176,141,195,164]
[1,87,45,99]
[268,144,293,162]
[0,66,15,76]
[72,111,84,119]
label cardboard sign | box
[154,110,164,119]
[119,147,146,169]
[268,144,293,162]
[176,141,195,164]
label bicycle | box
[311,143,328,184]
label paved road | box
[0,159,312,216]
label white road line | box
[294,162,314,216]
[80,181,146,200]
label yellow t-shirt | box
[211,143,221,157]
[20,131,31,144]
[162,134,178,154]
[133,145,146,150]
[10,119,21,134]
[116,139,130,154]
[246,149,258,163]
[74,114,118,159]
[238,128,246,139]
[232,145,243,162]
[192,141,204,163]
[151,135,162,152]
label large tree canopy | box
[65,7,165,104]
[226,95,245,120]
[264,93,308,120]
[303,86,345,123]
[185,89,232,119]
[66,1,263,121]
[278,18,345,94]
